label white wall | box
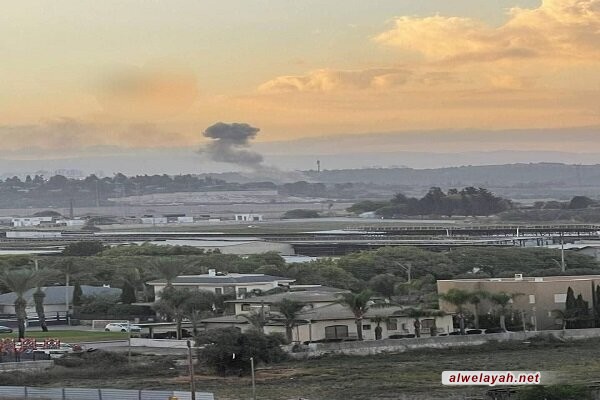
[264,314,455,343]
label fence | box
[0,386,214,400]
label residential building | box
[0,285,121,316]
[201,285,453,342]
[225,286,347,315]
[147,270,295,300]
[437,274,600,331]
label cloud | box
[96,65,199,121]
[258,68,413,93]
[375,0,600,62]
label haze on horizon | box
[1,0,599,167]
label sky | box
[0,0,599,165]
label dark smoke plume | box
[201,122,264,168]
[199,121,308,182]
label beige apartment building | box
[437,275,600,331]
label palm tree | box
[468,291,488,329]
[153,286,191,340]
[438,288,471,335]
[152,258,184,287]
[370,315,387,340]
[275,299,305,343]
[32,262,56,333]
[243,305,269,334]
[33,288,48,332]
[0,268,43,339]
[337,290,373,341]
[404,308,446,338]
[489,292,522,332]
[52,258,88,319]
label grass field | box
[0,329,128,343]
[191,337,600,400]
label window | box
[238,287,248,296]
[325,325,349,339]
[401,323,407,331]
[386,318,398,331]
[362,324,371,330]
[215,288,222,295]
[554,293,567,303]
[241,304,251,311]
[421,319,435,329]
[529,295,536,304]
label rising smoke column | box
[200,122,265,169]
[200,121,308,182]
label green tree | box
[151,258,184,287]
[33,288,48,332]
[62,241,105,256]
[368,273,399,300]
[404,308,445,338]
[242,306,269,334]
[468,291,488,329]
[196,328,286,376]
[274,299,305,343]
[370,315,386,340]
[489,292,522,331]
[337,290,373,341]
[72,281,83,307]
[438,288,471,335]
[183,290,217,336]
[153,287,191,340]
[0,268,43,339]
[117,267,141,304]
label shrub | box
[55,350,128,368]
[281,209,320,219]
[197,328,287,376]
[518,384,591,400]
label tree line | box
[348,187,512,217]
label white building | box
[201,287,454,342]
[56,219,86,227]
[148,270,295,300]
[140,217,168,225]
[234,214,263,222]
[11,217,53,227]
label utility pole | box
[187,340,196,400]
[250,357,256,400]
[560,232,566,272]
[127,320,132,365]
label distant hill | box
[305,163,600,187]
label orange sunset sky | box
[1,0,599,158]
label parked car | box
[151,329,191,339]
[104,323,141,333]
[0,326,13,333]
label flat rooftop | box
[439,275,600,283]
[148,273,295,285]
